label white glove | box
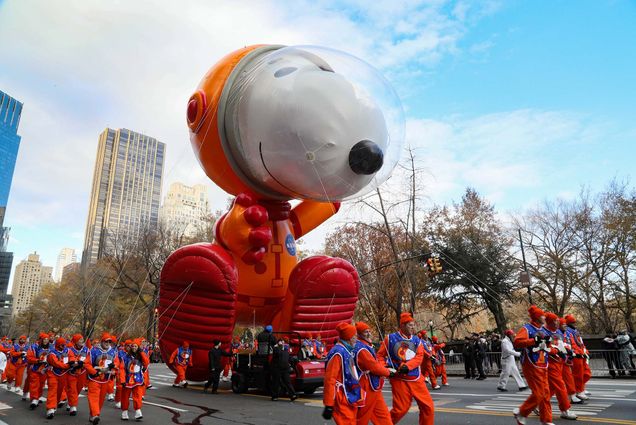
[514,352,521,358]
[557,340,567,353]
[387,368,397,374]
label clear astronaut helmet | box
[221,45,405,202]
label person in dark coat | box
[270,336,297,401]
[462,336,476,379]
[491,334,502,374]
[601,333,619,378]
[474,334,487,380]
[256,325,277,356]
[203,340,233,394]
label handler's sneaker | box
[570,394,583,403]
[15,388,23,396]
[115,402,121,409]
[69,406,77,416]
[584,390,591,396]
[443,383,450,386]
[90,415,100,424]
[541,423,556,425]
[121,410,129,421]
[46,409,55,419]
[576,392,589,400]
[29,400,38,410]
[513,408,527,425]
[432,385,441,390]
[21,391,29,400]
[560,410,577,420]
[107,393,115,401]
[134,409,143,421]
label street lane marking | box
[434,407,636,425]
[144,401,188,412]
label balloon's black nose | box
[349,140,384,175]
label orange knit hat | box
[355,322,370,334]
[565,314,576,325]
[528,305,544,321]
[545,312,558,323]
[400,312,414,325]
[336,322,356,340]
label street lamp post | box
[428,320,434,338]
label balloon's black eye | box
[274,67,297,78]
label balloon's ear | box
[187,90,207,133]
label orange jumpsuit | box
[377,334,434,425]
[67,345,89,410]
[323,342,365,424]
[119,351,150,412]
[354,340,391,425]
[26,344,50,402]
[560,329,576,396]
[85,346,120,418]
[169,346,192,384]
[546,327,571,412]
[46,348,73,410]
[1,342,15,384]
[514,324,552,424]
[432,342,448,385]
[8,343,28,389]
[568,326,591,393]
[420,340,437,388]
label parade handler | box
[513,306,552,425]
[353,321,394,425]
[169,340,193,387]
[544,313,577,420]
[119,339,149,421]
[85,333,119,425]
[322,322,366,424]
[45,337,74,419]
[377,313,435,425]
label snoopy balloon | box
[158,45,404,380]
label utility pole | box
[518,228,533,304]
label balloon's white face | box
[225,46,404,201]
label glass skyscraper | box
[0,90,21,307]
[81,128,165,266]
[0,90,22,209]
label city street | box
[0,364,634,425]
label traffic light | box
[426,257,443,276]
[433,257,443,273]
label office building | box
[61,262,81,281]
[54,247,77,282]
[0,90,22,209]
[11,252,53,316]
[82,128,165,265]
[159,182,210,237]
[0,90,21,299]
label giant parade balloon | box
[158,45,405,380]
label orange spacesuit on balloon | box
[158,44,404,380]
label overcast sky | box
[1,0,634,285]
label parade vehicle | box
[230,332,325,395]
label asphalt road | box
[0,364,634,425]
